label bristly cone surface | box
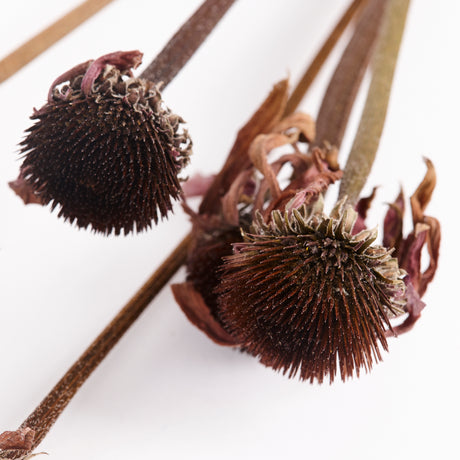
[217,200,406,383]
[11,51,192,235]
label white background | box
[0,1,458,459]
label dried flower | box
[216,201,406,383]
[172,78,439,384]
[9,51,192,235]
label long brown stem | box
[284,0,366,117]
[312,0,387,150]
[338,0,411,206]
[0,0,115,84]
[140,0,236,87]
[0,234,191,459]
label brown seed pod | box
[10,51,192,235]
[217,200,406,383]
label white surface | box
[0,1,458,459]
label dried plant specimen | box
[217,202,406,383]
[10,51,191,234]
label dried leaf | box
[199,80,289,215]
[0,427,35,450]
[354,186,378,234]
[171,282,237,346]
[418,215,441,297]
[383,188,405,252]
[410,157,436,225]
[386,280,426,336]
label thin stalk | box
[284,0,366,117]
[140,0,235,87]
[0,0,115,84]
[312,0,387,150]
[0,234,191,460]
[338,0,411,206]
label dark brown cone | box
[14,51,191,235]
[217,201,406,383]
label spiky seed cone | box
[217,201,406,383]
[14,52,191,235]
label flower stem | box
[312,0,387,150]
[283,0,366,117]
[140,0,236,87]
[0,234,192,460]
[338,0,411,206]
[0,0,115,84]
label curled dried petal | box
[383,188,405,253]
[397,159,440,298]
[0,427,35,451]
[410,157,436,225]
[171,282,236,346]
[354,187,378,234]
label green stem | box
[312,0,387,150]
[338,0,411,206]
[283,0,366,117]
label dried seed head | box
[217,200,406,383]
[11,51,192,235]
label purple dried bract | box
[9,51,192,235]
[382,158,440,335]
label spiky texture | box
[217,201,406,383]
[17,55,191,234]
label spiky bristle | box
[217,202,406,383]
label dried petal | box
[199,80,289,215]
[266,148,342,216]
[397,159,440,297]
[410,157,436,225]
[386,280,426,336]
[418,215,440,296]
[8,173,43,205]
[181,173,215,198]
[171,282,236,346]
[0,427,35,451]
[354,187,377,234]
[383,188,405,252]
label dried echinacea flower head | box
[9,51,192,235]
[173,72,439,384]
[217,200,406,383]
